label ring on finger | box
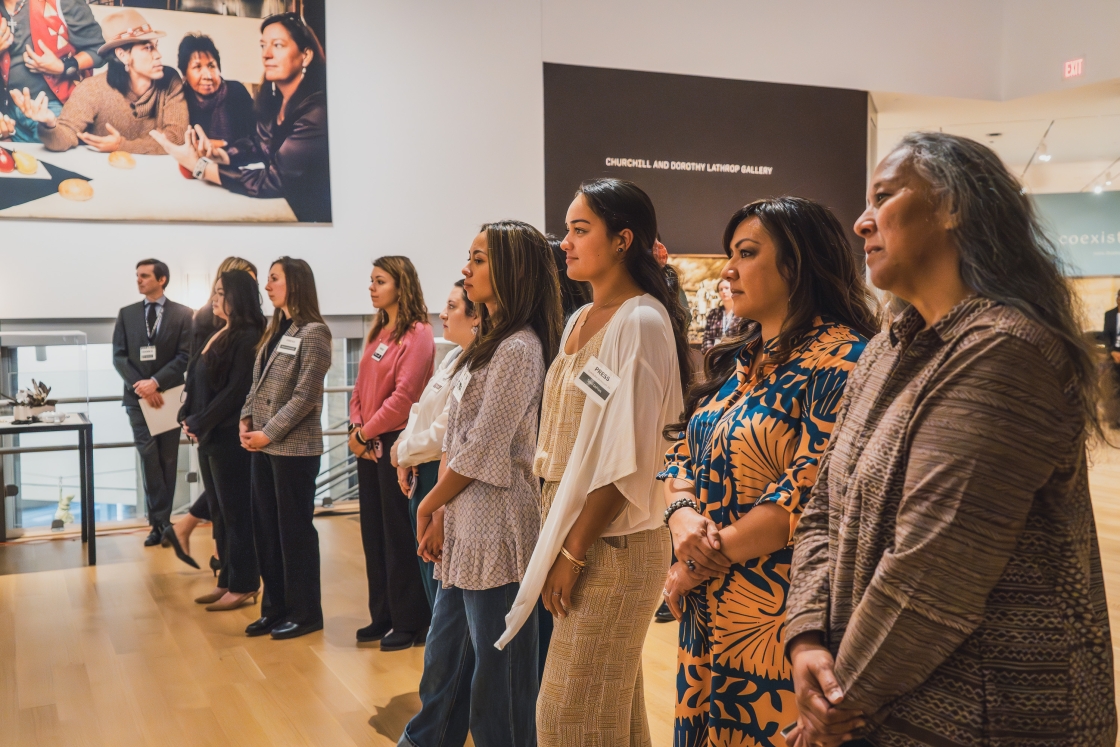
[662,589,670,597]
[685,558,696,572]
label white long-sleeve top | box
[395,346,462,469]
[496,295,682,648]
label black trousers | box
[125,405,180,528]
[251,451,322,626]
[358,430,431,633]
[199,427,258,593]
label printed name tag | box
[139,345,157,361]
[277,335,301,356]
[574,355,618,403]
[372,343,389,361]
[451,370,472,402]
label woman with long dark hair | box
[496,179,689,745]
[660,197,878,747]
[240,257,332,640]
[391,279,478,612]
[547,234,591,320]
[402,221,562,747]
[153,12,330,222]
[179,269,266,610]
[350,256,435,650]
[786,133,1117,747]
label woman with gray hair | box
[784,132,1117,746]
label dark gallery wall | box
[544,63,869,256]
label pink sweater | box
[349,322,435,440]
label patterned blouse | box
[787,297,1117,745]
[659,317,867,747]
[437,328,546,591]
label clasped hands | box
[238,418,271,452]
[662,507,731,619]
[133,377,163,408]
[151,124,229,174]
[415,502,443,563]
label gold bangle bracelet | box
[560,546,586,573]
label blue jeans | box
[400,582,538,747]
[408,461,442,611]
[5,97,63,143]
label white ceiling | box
[874,78,1120,194]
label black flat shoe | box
[162,526,200,569]
[245,616,285,637]
[357,622,392,643]
[143,526,163,547]
[654,602,675,624]
[380,629,423,652]
[270,620,323,640]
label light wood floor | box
[2,445,1119,747]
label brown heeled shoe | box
[205,591,260,612]
[195,588,228,605]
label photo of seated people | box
[0,0,330,223]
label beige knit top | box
[39,70,188,154]
[533,319,608,488]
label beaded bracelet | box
[560,546,586,574]
[663,497,700,526]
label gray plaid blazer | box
[241,321,332,456]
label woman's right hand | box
[667,506,732,578]
[10,88,58,127]
[663,560,708,620]
[348,430,364,457]
[397,464,412,495]
[789,633,865,747]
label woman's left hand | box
[150,128,199,170]
[348,430,364,457]
[241,430,271,452]
[541,548,583,618]
[417,508,444,563]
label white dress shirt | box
[395,346,462,468]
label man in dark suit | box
[112,259,193,546]
[1104,289,1120,428]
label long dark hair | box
[675,197,880,433]
[255,13,326,124]
[894,131,1102,438]
[576,178,693,399]
[259,257,324,350]
[205,270,266,385]
[106,43,173,95]
[366,256,428,344]
[546,234,592,320]
[455,221,563,373]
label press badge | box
[451,370,472,402]
[139,346,157,361]
[372,343,389,361]
[277,336,301,356]
[574,356,618,403]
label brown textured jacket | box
[39,70,187,154]
[787,297,1117,746]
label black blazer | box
[179,328,258,445]
[112,298,193,406]
[1104,308,1119,351]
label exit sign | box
[1064,58,1084,78]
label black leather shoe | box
[270,620,324,640]
[245,616,284,637]
[654,601,675,623]
[357,623,392,643]
[380,629,423,652]
[162,526,200,569]
[143,526,163,547]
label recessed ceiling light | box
[1038,153,1052,162]
[1094,185,1104,194]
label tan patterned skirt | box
[537,481,672,747]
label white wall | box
[1,0,1112,321]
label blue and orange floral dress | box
[658,318,867,747]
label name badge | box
[574,355,618,403]
[372,343,389,361]
[277,335,301,356]
[139,345,157,361]
[451,369,472,402]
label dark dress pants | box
[358,429,431,634]
[251,451,322,626]
[192,464,226,586]
[125,405,180,528]
[199,426,258,594]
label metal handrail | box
[52,385,352,405]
